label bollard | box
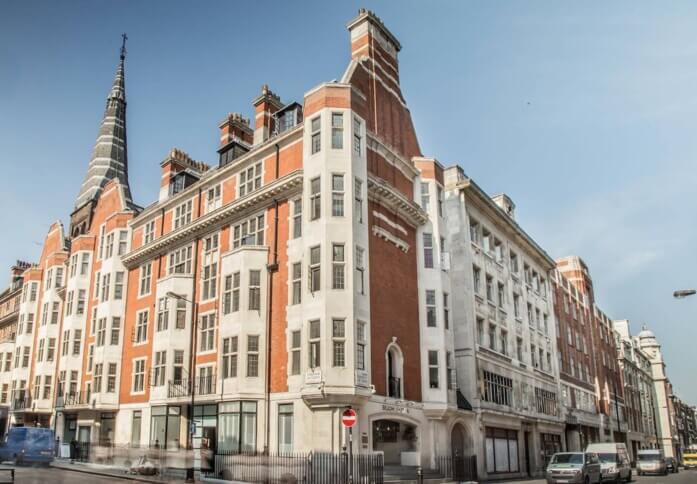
[416,465,423,484]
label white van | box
[636,449,667,476]
[585,443,632,482]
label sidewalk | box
[51,459,190,483]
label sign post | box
[342,407,357,484]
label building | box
[0,262,30,436]
[670,393,696,461]
[613,319,659,460]
[4,7,694,482]
[444,167,564,479]
[554,256,626,448]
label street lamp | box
[673,289,696,299]
[166,291,197,483]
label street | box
[0,465,128,484]
[515,470,697,484]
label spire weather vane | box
[120,33,128,59]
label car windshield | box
[551,453,583,465]
[597,453,618,464]
[638,454,661,461]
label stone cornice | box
[121,170,303,269]
[367,174,427,227]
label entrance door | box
[64,416,77,443]
[78,425,91,443]
[524,431,531,477]
[372,419,418,465]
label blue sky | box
[2,1,696,403]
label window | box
[117,230,128,255]
[157,298,169,331]
[426,290,437,327]
[485,427,519,473]
[239,162,262,196]
[153,351,166,386]
[41,302,48,326]
[446,351,454,389]
[88,345,94,373]
[73,329,82,355]
[499,330,508,356]
[107,363,117,392]
[278,403,294,454]
[353,179,364,224]
[113,272,124,300]
[330,174,345,217]
[473,266,481,294]
[248,270,261,310]
[37,339,44,362]
[168,245,193,274]
[443,293,450,330]
[309,246,321,293]
[486,275,494,302]
[527,303,534,326]
[111,317,120,345]
[516,337,524,362]
[311,116,321,154]
[469,219,480,244]
[218,401,257,453]
[43,375,52,400]
[62,330,69,356]
[331,113,343,149]
[428,350,439,389]
[55,267,63,287]
[291,263,302,305]
[513,293,521,319]
[497,282,505,307]
[355,322,366,371]
[202,262,218,300]
[29,282,37,301]
[477,318,485,346]
[101,273,111,302]
[199,313,216,352]
[173,199,193,229]
[482,371,513,406]
[222,337,238,378]
[77,289,86,313]
[94,271,100,299]
[423,233,434,268]
[206,184,222,213]
[247,335,259,377]
[488,324,496,351]
[132,359,145,393]
[223,275,233,314]
[292,198,302,238]
[355,247,365,295]
[105,232,114,258]
[308,320,320,368]
[290,331,301,375]
[139,263,152,297]
[25,313,33,334]
[353,117,362,155]
[437,186,443,217]
[94,363,103,392]
[143,220,155,244]
[174,299,186,329]
[420,182,430,211]
[231,272,241,312]
[331,244,345,289]
[135,310,148,344]
[69,254,77,278]
[332,319,345,367]
[65,290,73,315]
[310,177,321,220]
[173,351,184,384]
[232,214,265,248]
[96,318,107,346]
[46,268,53,289]
[80,252,90,275]
[21,346,29,367]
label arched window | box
[385,342,404,399]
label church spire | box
[73,34,133,211]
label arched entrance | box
[450,422,477,481]
[451,423,466,457]
[372,418,419,465]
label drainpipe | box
[264,144,280,454]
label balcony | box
[62,391,88,407]
[167,374,216,399]
[11,396,31,411]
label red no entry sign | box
[342,408,357,427]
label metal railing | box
[206,451,384,483]
[434,454,477,482]
[11,396,31,410]
[62,391,87,406]
[167,374,216,399]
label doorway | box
[372,419,418,465]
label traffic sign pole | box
[342,407,357,484]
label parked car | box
[636,449,668,476]
[665,456,679,473]
[0,427,55,465]
[585,443,632,482]
[683,447,697,469]
[546,452,602,484]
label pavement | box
[503,468,697,484]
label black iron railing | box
[435,454,478,482]
[207,451,384,484]
[167,374,216,398]
[63,391,87,406]
[11,396,31,410]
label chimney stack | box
[347,9,402,80]
[219,113,253,148]
[253,84,283,145]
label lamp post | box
[673,289,696,299]
[166,291,197,483]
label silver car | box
[636,450,668,476]
[546,452,602,484]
